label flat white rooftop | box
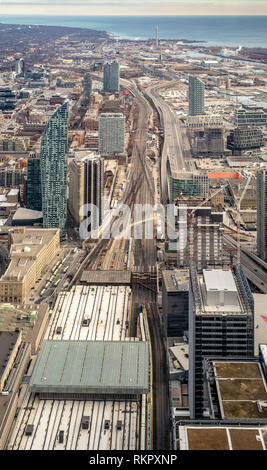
[201,269,240,312]
[203,269,237,293]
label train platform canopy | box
[80,270,131,285]
[29,340,149,399]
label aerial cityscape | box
[0,1,267,456]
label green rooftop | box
[29,340,150,397]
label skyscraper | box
[189,264,254,419]
[82,72,92,98]
[15,58,25,77]
[99,113,125,156]
[26,153,42,211]
[257,168,267,261]
[68,152,104,231]
[103,61,120,93]
[40,102,68,239]
[189,75,205,116]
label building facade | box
[40,102,68,239]
[68,152,104,229]
[0,227,60,304]
[189,75,205,116]
[257,169,267,262]
[99,113,125,156]
[26,154,42,212]
[189,265,254,419]
[82,72,92,98]
[235,107,267,127]
[170,171,209,203]
[103,61,120,92]
[162,269,189,337]
[227,127,264,153]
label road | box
[145,83,187,204]
[224,234,267,293]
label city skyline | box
[1,1,267,16]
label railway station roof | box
[29,340,149,396]
[81,270,131,285]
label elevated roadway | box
[145,83,187,204]
[224,234,267,293]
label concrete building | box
[257,169,267,262]
[189,265,254,419]
[175,206,224,271]
[0,303,49,354]
[227,127,264,154]
[0,168,26,187]
[99,113,125,156]
[0,227,60,304]
[162,269,189,337]
[0,136,30,152]
[68,152,104,228]
[82,72,92,98]
[0,332,31,450]
[0,330,22,392]
[40,102,68,239]
[0,88,16,111]
[192,128,226,156]
[188,115,223,130]
[103,61,120,92]
[15,58,25,77]
[188,75,205,117]
[235,106,267,127]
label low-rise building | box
[0,227,60,304]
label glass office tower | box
[26,154,42,211]
[40,102,68,239]
[103,61,120,92]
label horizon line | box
[1,13,267,17]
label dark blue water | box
[0,15,267,48]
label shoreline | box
[0,15,267,48]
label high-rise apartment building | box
[82,72,92,98]
[99,113,125,156]
[68,152,104,231]
[257,168,267,262]
[26,153,42,212]
[103,61,120,92]
[40,102,68,239]
[189,265,254,419]
[15,58,25,77]
[189,75,205,116]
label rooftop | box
[29,340,149,396]
[213,361,267,420]
[0,227,59,282]
[179,426,267,450]
[0,331,20,380]
[194,268,246,315]
[81,270,131,285]
[162,269,189,293]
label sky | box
[0,0,266,16]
